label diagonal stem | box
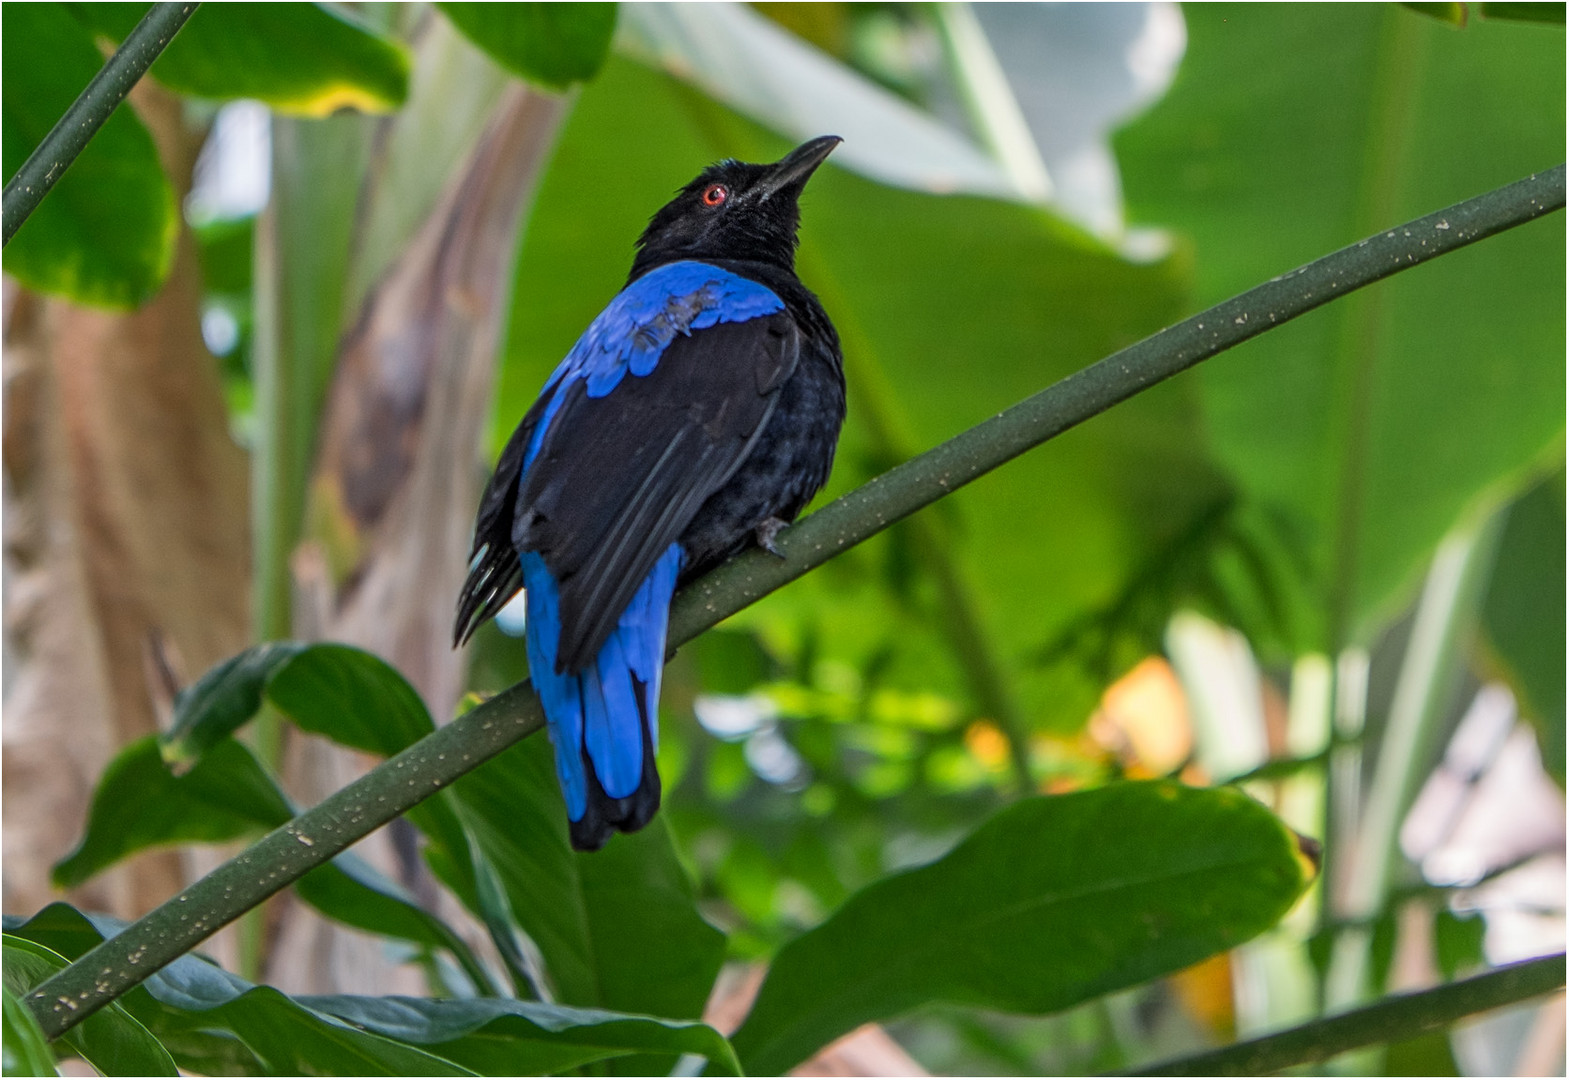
[1124,952,1566,1076]
[25,165,1565,1040]
[1,2,198,246]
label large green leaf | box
[6,904,736,1077]
[1,3,177,308]
[497,55,1224,733]
[52,736,292,888]
[1114,4,1565,650]
[6,907,470,1076]
[2,935,178,1076]
[4,908,262,1077]
[263,643,438,756]
[438,3,616,90]
[157,643,495,971]
[1481,468,1566,783]
[70,2,409,114]
[2,984,57,1077]
[161,641,431,762]
[729,781,1314,1075]
[300,995,740,1075]
[160,643,469,876]
[51,725,494,988]
[444,737,727,1020]
[160,642,306,767]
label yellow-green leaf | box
[71,2,410,115]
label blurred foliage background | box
[2,2,1563,1076]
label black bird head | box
[630,136,841,280]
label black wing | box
[522,312,800,672]
[453,391,551,646]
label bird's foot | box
[755,517,790,559]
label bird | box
[455,136,846,851]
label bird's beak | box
[757,135,842,200]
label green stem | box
[1324,513,1504,1010]
[25,165,1566,1042]
[1126,953,1565,1076]
[1,2,198,245]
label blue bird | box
[456,137,846,850]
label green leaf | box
[155,641,522,989]
[1115,5,1565,651]
[438,3,616,90]
[2,935,178,1076]
[729,781,1315,1075]
[161,641,306,767]
[154,639,715,1006]
[68,2,410,114]
[444,737,727,1019]
[2,984,57,1077]
[299,994,741,1075]
[53,736,292,888]
[264,643,437,756]
[52,719,495,988]
[1,3,177,308]
[6,904,736,1076]
[161,641,430,764]
[1481,469,1566,784]
[5,908,471,1076]
[1477,2,1568,24]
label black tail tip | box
[568,774,661,852]
[567,788,658,847]
[567,718,662,852]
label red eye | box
[702,183,728,206]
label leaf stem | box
[1,2,198,246]
[24,165,1565,1041]
[1125,952,1566,1076]
[1324,514,1504,1010]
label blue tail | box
[520,544,683,850]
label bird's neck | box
[627,248,795,286]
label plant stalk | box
[1126,952,1565,1076]
[1,2,198,246]
[25,164,1566,1041]
[1324,513,1504,1011]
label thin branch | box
[25,165,1565,1040]
[1125,952,1566,1075]
[1,3,198,246]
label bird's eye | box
[702,184,728,207]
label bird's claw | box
[755,517,789,559]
